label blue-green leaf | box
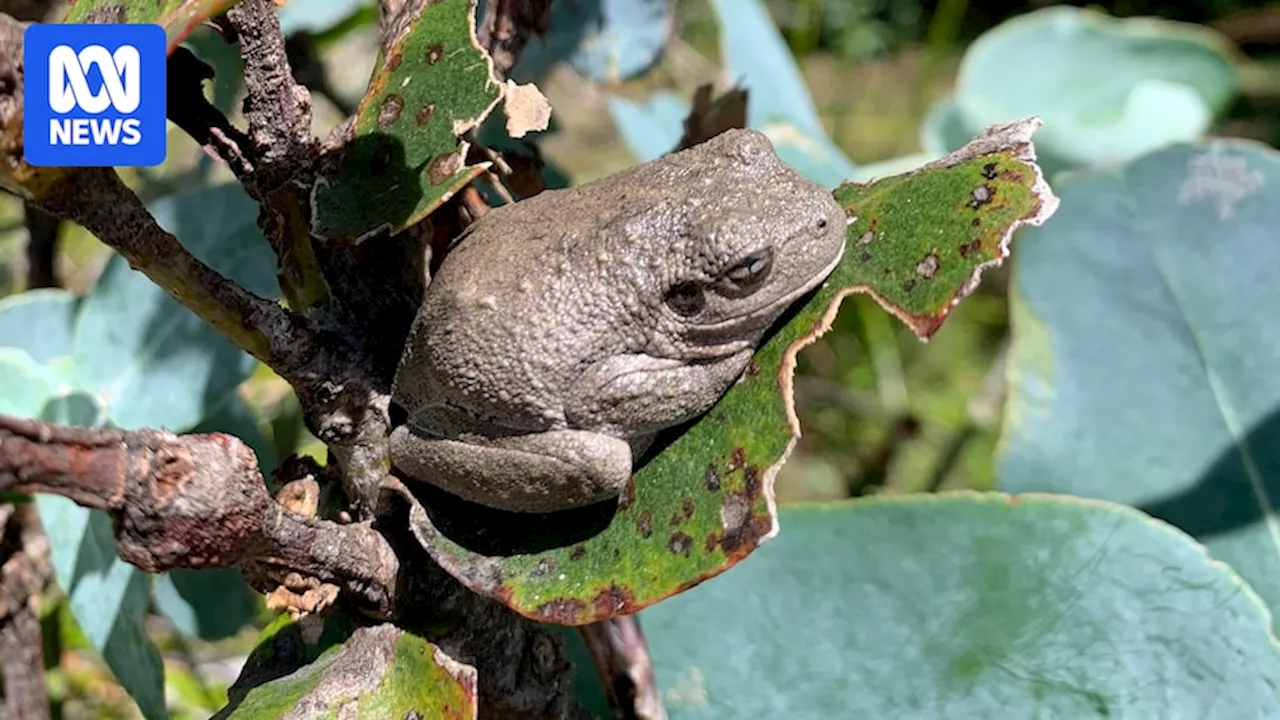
[999,138,1280,629]
[0,288,78,362]
[155,569,259,641]
[642,495,1280,718]
[708,0,821,136]
[606,92,689,162]
[278,0,373,36]
[926,6,1238,175]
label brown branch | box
[0,503,52,720]
[579,616,666,720]
[201,0,330,313]
[0,416,585,717]
[0,414,400,617]
[225,0,318,194]
[36,167,324,377]
[23,201,59,289]
[0,12,326,380]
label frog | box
[389,128,847,513]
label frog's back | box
[395,185,652,431]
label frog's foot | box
[389,424,633,514]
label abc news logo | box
[23,23,167,167]
[48,44,144,147]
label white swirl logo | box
[47,44,141,114]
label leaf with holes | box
[221,615,477,718]
[999,138,1280,631]
[310,0,503,242]
[400,119,1058,625]
[641,494,1280,718]
[63,0,243,52]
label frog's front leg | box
[565,349,755,435]
[389,404,633,513]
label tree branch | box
[0,503,52,720]
[0,12,327,381]
[579,616,666,720]
[224,0,319,194]
[0,414,400,617]
[37,167,325,377]
[0,415,585,717]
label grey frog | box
[389,128,847,513]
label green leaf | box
[219,615,476,718]
[404,120,1057,624]
[999,138,1280,629]
[72,184,276,432]
[63,0,243,52]
[924,6,1238,176]
[641,494,1280,718]
[504,0,673,84]
[35,391,167,720]
[309,0,503,242]
[154,568,259,641]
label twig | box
[23,200,58,289]
[34,167,323,378]
[377,0,415,44]
[0,414,400,617]
[0,504,52,720]
[579,616,666,720]
[222,0,329,312]
[0,13,324,379]
[0,417,585,717]
[225,0,318,194]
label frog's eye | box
[720,248,773,295]
[665,282,706,317]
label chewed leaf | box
[401,119,1058,626]
[63,0,242,52]
[831,118,1059,338]
[309,0,503,242]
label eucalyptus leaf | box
[643,495,1280,719]
[999,138,1280,628]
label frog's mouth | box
[678,244,845,359]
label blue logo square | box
[23,23,168,168]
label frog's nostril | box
[816,217,829,230]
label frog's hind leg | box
[388,423,633,514]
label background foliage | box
[3,0,1280,717]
